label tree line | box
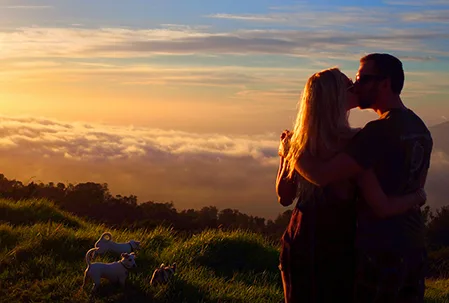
[0,173,448,253]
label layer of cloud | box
[3,60,447,102]
[0,115,279,163]
[0,61,310,93]
[384,0,449,6]
[207,4,449,26]
[0,26,447,60]
[0,115,284,218]
[0,115,448,219]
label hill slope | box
[431,121,449,155]
[0,199,448,303]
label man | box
[295,53,433,302]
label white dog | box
[92,232,141,259]
[81,248,137,292]
[150,263,177,286]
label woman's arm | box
[357,169,426,218]
[276,157,298,207]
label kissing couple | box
[276,53,433,303]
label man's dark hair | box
[360,53,404,95]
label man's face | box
[354,60,385,109]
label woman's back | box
[280,140,357,303]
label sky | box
[0,0,448,218]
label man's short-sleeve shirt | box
[345,108,433,252]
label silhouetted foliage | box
[427,205,449,249]
[0,174,290,242]
[0,173,447,255]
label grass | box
[0,198,448,303]
[425,279,449,303]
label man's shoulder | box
[403,109,433,137]
[359,118,389,135]
[409,109,432,131]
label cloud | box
[233,89,300,101]
[0,115,285,218]
[0,26,447,60]
[400,10,449,23]
[401,71,449,101]
[2,5,53,9]
[0,115,448,219]
[208,5,449,27]
[206,8,390,27]
[0,115,279,162]
[0,60,311,90]
[3,59,447,102]
[384,0,449,6]
[426,151,449,209]
[206,14,283,22]
[67,28,449,59]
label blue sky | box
[0,0,448,217]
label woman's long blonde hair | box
[285,67,355,199]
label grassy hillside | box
[0,199,448,303]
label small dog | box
[150,263,177,286]
[81,248,137,292]
[92,232,141,259]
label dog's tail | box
[96,232,112,244]
[85,248,98,266]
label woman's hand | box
[278,129,293,157]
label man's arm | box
[295,152,364,186]
[357,169,426,218]
[419,168,429,188]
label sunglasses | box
[355,74,387,85]
[347,74,386,91]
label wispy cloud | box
[0,26,446,60]
[400,10,449,23]
[2,5,53,9]
[206,8,390,27]
[208,4,449,26]
[233,89,300,101]
[384,0,449,6]
[0,61,309,90]
[206,14,279,22]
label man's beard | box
[358,97,375,109]
[358,87,378,109]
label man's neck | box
[372,95,406,116]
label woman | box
[275,68,426,303]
